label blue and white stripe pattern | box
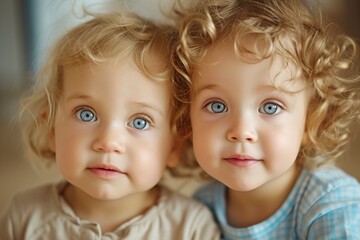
[194,167,360,240]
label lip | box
[223,154,260,168]
[87,164,126,179]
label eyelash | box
[259,101,285,116]
[202,99,228,113]
[129,113,154,125]
[202,99,285,116]
[73,106,155,126]
[74,106,97,122]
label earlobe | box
[301,132,308,146]
[48,128,56,152]
[167,139,186,168]
[167,145,181,168]
[41,110,56,152]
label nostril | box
[228,135,241,142]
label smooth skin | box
[190,40,310,227]
[49,58,177,231]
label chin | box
[224,179,263,192]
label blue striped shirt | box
[194,167,360,239]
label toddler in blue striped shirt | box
[172,0,360,239]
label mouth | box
[87,164,126,178]
[223,154,260,168]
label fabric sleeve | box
[0,198,19,240]
[301,180,360,240]
[193,181,220,214]
[188,203,221,240]
[307,203,360,239]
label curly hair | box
[20,10,178,166]
[173,0,360,169]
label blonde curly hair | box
[20,10,178,166]
[172,0,360,169]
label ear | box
[166,140,184,168]
[41,110,56,152]
[48,127,56,152]
[301,131,308,146]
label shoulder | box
[193,181,224,211]
[156,185,220,235]
[309,166,358,185]
[124,186,220,240]
[299,167,360,203]
[3,182,60,213]
[193,181,224,203]
[0,182,65,239]
[296,167,360,238]
[161,185,215,216]
[10,182,63,212]
[14,182,58,199]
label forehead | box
[62,57,170,98]
[193,39,306,93]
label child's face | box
[50,58,175,200]
[190,41,309,191]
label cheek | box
[55,135,78,157]
[55,125,78,149]
[132,137,171,187]
[268,133,302,158]
[54,133,80,170]
[262,119,305,164]
[191,124,221,163]
[141,131,173,164]
[53,120,87,164]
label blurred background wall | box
[0,0,359,211]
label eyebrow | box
[195,83,280,94]
[131,102,165,117]
[65,94,165,116]
[65,94,91,102]
[194,84,219,95]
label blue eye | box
[76,109,97,122]
[259,102,282,115]
[129,117,149,130]
[206,101,227,113]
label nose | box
[226,113,258,143]
[93,123,125,153]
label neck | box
[226,164,301,228]
[63,184,160,232]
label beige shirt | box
[0,182,220,240]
